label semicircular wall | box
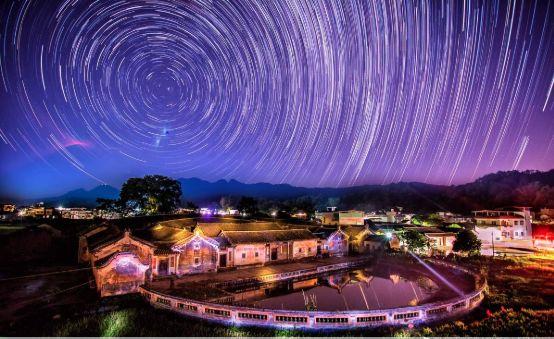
[140,259,487,329]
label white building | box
[473,207,532,243]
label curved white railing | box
[139,259,487,329]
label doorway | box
[219,253,227,267]
[158,259,169,276]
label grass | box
[3,254,553,336]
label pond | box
[224,263,455,311]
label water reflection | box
[227,268,440,311]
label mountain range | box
[11,169,554,213]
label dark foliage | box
[453,229,482,255]
[119,175,182,215]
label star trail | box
[0,0,553,198]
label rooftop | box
[196,222,283,237]
[221,229,317,245]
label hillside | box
[19,169,554,213]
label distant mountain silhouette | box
[22,169,554,212]
[40,184,119,207]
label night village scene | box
[0,0,553,337]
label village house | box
[404,227,457,255]
[343,225,374,253]
[315,210,365,226]
[80,220,333,296]
[311,226,349,257]
[473,207,533,243]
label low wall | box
[139,259,487,329]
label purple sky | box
[0,0,553,198]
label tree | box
[453,229,482,256]
[96,198,120,212]
[119,175,182,215]
[400,229,429,254]
[237,196,258,215]
[185,201,198,211]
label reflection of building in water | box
[389,274,400,284]
[416,276,439,292]
[325,272,351,293]
[293,278,318,290]
[354,269,374,285]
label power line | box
[0,267,92,282]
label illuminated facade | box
[473,207,533,243]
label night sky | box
[0,0,553,199]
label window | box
[193,249,199,256]
[308,247,311,253]
[470,293,482,304]
[357,315,386,322]
[238,312,267,320]
[242,253,246,259]
[255,252,259,257]
[299,248,303,253]
[521,231,525,236]
[194,257,200,266]
[452,301,466,310]
[205,308,230,317]
[315,317,348,323]
[177,303,198,312]
[275,316,307,323]
[427,307,447,315]
[156,297,171,306]
[394,312,419,320]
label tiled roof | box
[94,251,148,268]
[133,224,192,244]
[196,222,283,237]
[222,229,317,245]
[343,226,369,239]
[311,226,341,239]
[154,246,179,255]
[155,218,196,230]
[213,236,231,248]
[87,225,123,251]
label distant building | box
[18,205,55,218]
[539,208,554,221]
[472,207,533,243]
[400,227,456,255]
[60,207,94,219]
[311,227,349,257]
[315,210,365,226]
[1,204,16,213]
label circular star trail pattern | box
[0,0,553,189]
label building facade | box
[473,207,532,243]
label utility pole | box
[491,232,495,257]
